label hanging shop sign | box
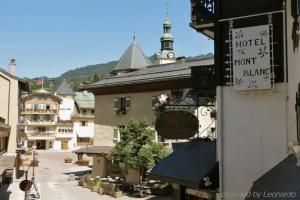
[155,111,199,139]
[232,24,272,90]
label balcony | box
[26,131,56,140]
[27,120,56,126]
[21,108,58,115]
[190,0,215,39]
[56,132,74,138]
[26,131,56,136]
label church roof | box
[56,79,74,96]
[113,41,152,73]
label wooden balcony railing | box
[27,120,56,126]
[190,0,215,39]
[21,108,58,114]
[26,131,56,137]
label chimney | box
[8,59,16,75]
[83,90,88,96]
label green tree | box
[90,73,102,83]
[109,119,169,196]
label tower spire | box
[165,1,169,18]
[133,32,136,41]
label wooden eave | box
[87,78,194,96]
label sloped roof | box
[74,91,95,109]
[84,58,214,90]
[113,41,152,73]
[0,67,30,92]
[246,154,300,199]
[56,79,74,96]
[35,88,50,94]
[149,140,218,190]
[73,146,113,155]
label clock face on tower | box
[167,52,175,59]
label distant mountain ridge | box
[58,60,118,81]
[27,53,213,92]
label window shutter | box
[114,98,120,112]
[125,97,131,111]
[152,96,157,110]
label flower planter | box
[113,191,123,198]
[98,187,103,195]
[92,186,98,192]
[103,182,115,195]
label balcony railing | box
[27,120,56,126]
[21,108,58,114]
[190,0,215,39]
[26,131,56,137]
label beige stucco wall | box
[94,90,170,146]
[0,77,10,122]
[218,84,287,198]
[0,72,20,153]
[218,3,300,198]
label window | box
[81,121,87,126]
[77,138,90,143]
[91,109,95,115]
[32,115,38,121]
[34,104,39,111]
[113,126,125,142]
[46,105,50,110]
[114,97,130,114]
[152,96,158,110]
[82,109,87,115]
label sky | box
[0,0,213,78]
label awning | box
[149,140,219,190]
[245,155,300,200]
[0,156,15,175]
[73,146,113,156]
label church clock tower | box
[154,18,176,64]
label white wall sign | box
[232,25,271,90]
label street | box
[0,152,171,200]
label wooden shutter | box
[125,97,131,111]
[114,98,120,112]
[152,96,157,110]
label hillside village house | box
[21,89,61,150]
[72,91,95,148]
[189,0,300,199]
[21,80,95,151]
[0,59,29,186]
[81,18,216,182]
[54,79,76,151]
